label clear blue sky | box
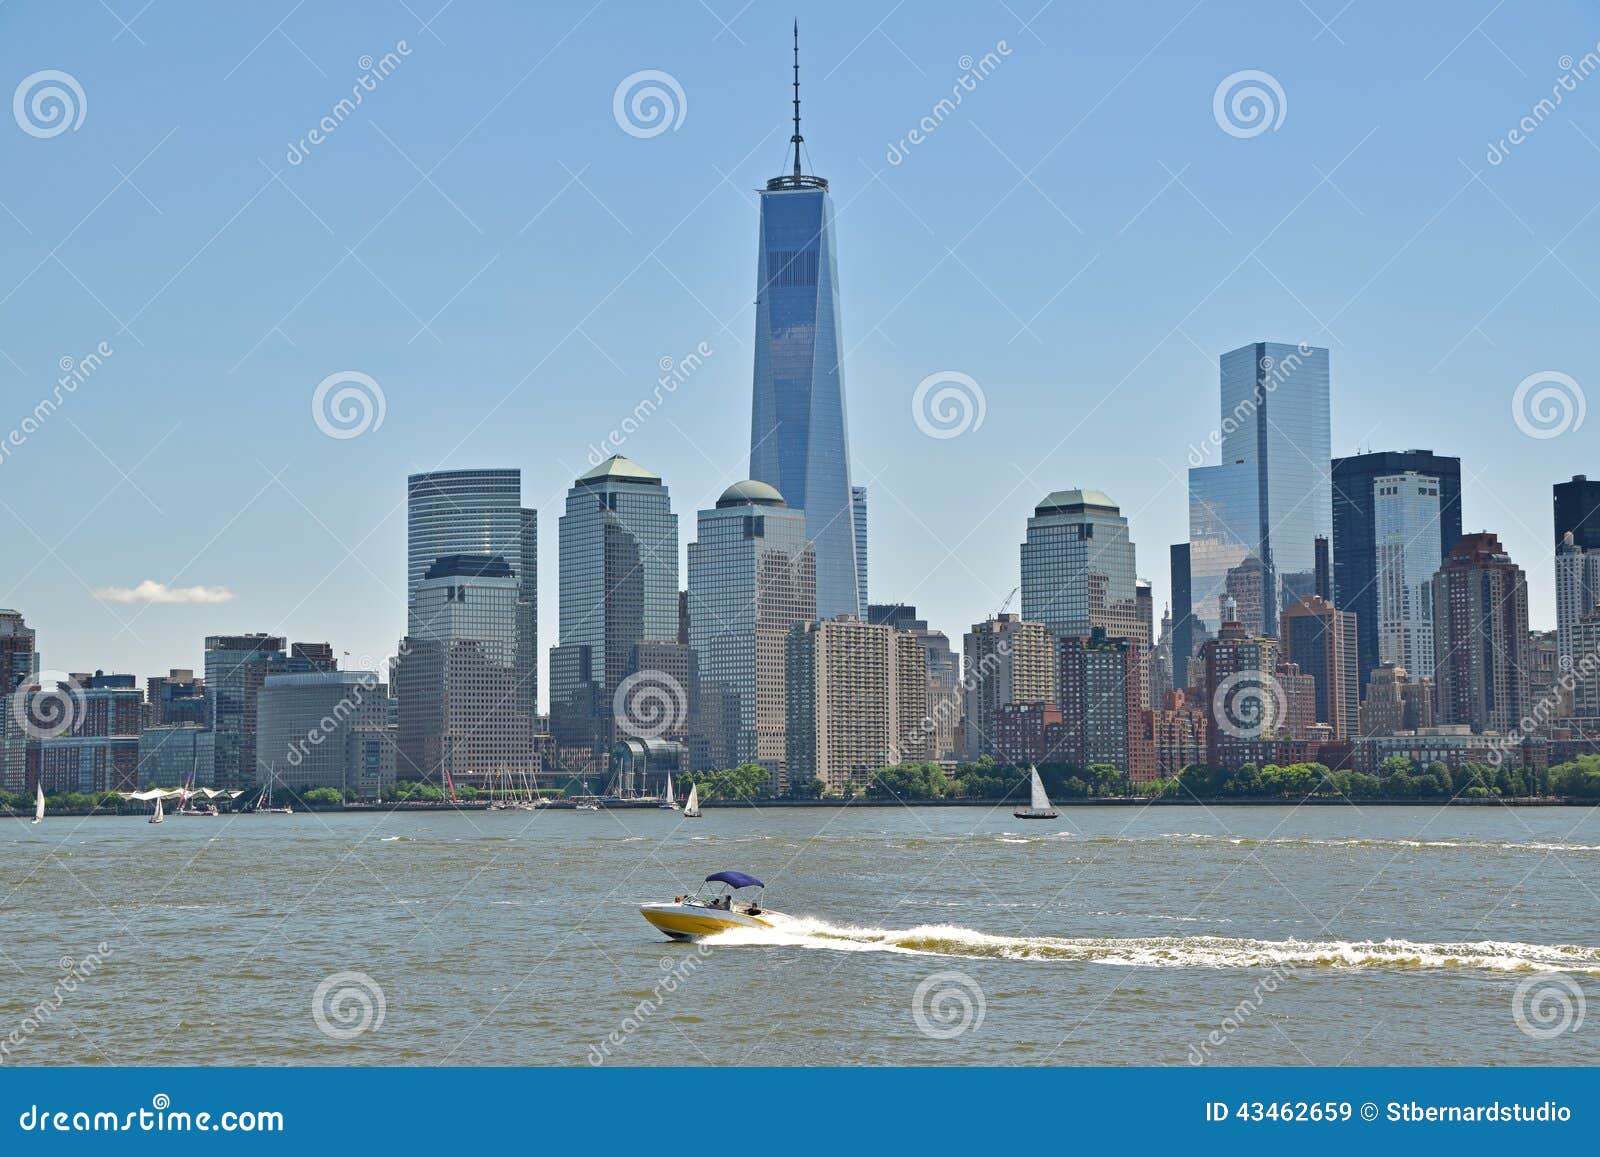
[2,0,1595,700]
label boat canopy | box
[704,871,763,889]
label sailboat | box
[659,771,679,810]
[149,795,164,824]
[683,782,701,819]
[32,782,44,824]
[1013,765,1058,820]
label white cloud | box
[95,580,236,605]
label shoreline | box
[7,795,1595,817]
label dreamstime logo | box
[885,41,1012,165]
[312,970,386,1041]
[612,70,687,138]
[13,70,87,138]
[1511,974,1585,1040]
[1,941,112,1065]
[586,341,713,464]
[911,371,986,439]
[613,670,688,740]
[311,371,386,440]
[12,670,85,740]
[1511,371,1585,439]
[911,970,986,1039]
[1212,670,1285,740]
[1212,70,1286,139]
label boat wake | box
[701,917,1600,973]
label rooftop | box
[576,455,661,485]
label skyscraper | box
[748,29,859,619]
[1554,474,1600,550]
[1431,533,1529,734]
[1020,489,1141,642]
[1330,450,1461,695]
[396,554,531,788]
[1189,343,1331,636]
[0,609,37,693]
[204,633,286,789]
[852,485,868,615]
[1556,531,1600,668]
[406,469,537,712]
[1057,630,1157,781]
[686,480,815,778]
[258,670,394,798]
[785,616,926,796]
[1373,471,1441,681]
[1169,543,1195,687]
[961,614,1056,759]
[550,455,679,752]
[1279,595,1359,740]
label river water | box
[3,804,1597,1066]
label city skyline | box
[3,4,1598,698]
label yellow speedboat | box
[641,871,783,940]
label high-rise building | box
[34,672,142,793]
[137,724,214,789]
[1370,471,1443,681]
[1554,474,1600,550]
[258,671,394,798]
[1057,630,1156,781]
[1431,533,1529,734]
[205,633,286,789]
[852,485,868,615]
[1169,543,1195,687]
[407,468,537,712]
[1331,450,1461,695]
[1279,595,1360,740]
[687,480,815,779]
[785,616,926,796]
[961,614,1056,759]
[550,456,679,752]
[1555,531,1600,669]
[1152,689,1208,778]
[1201,618,1281,767]
[868,603,960,762]
[146,668,206,727]
[1021,489,1141,643]
[0,609,38,693]
[748,32,859,620]
[1189,343,1331,636]
[396,553,532,788]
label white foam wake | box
[702,916,1600,974]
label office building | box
[407,468,537,712]
[1431,533,1529,734]
[1359,664,1434,737]
[1331,450,1461,694]
[686,480,815,777]
[204,633,286,789]
[1057,630,1156,781]
[146,668,206,727]
[258,670,394,798]
[549,455,678,752]
[1279,595,1360,740]
[1021,488,1141,642]
[137,724,214,789]
[34,672,142,793]
[396,554,532,788]
[1556,531,1600,670]
[1554,474,1600,550]
[748,36,860,620]
[852,485,868,614]
[1169,543,1195,687]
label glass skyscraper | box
[686,480,815,775]
[406,469,536,711]
[748,40,859,620]
[1373,471,1441,680]
[550,455,678,749]
[1330,449,1461,695]
[1020,489,1141,642]
[1189,342,1331,636]
[851,485,867,615]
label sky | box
[1,0,1596,705]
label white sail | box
[151,796,164,823]
[684,783,701,817]
[1029,767,1052,812]
[33,782,45,823]
[664,771,674,803]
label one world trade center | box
[748,25,863,619]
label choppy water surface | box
[2,804,1597,1066]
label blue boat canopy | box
[705,871,763,889]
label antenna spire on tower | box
[791,20,803,179]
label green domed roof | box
[717,479,786,507]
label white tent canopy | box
[123,788,242,801]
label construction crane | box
[996,585,1019,618]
